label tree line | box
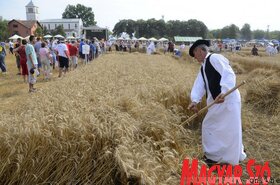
[113,20,280,41]
[113,19,208,40]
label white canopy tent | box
[132,37,138,41]
[158,37,169,42]
[108,37,117,41]
[9,34,23,40]
[43,34,53,39]
[148,37,157,41]
[54,34,64,39]
[25,35,30,41]
[138,37,147,41]
[66,36,76,40]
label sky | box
[1,0,280,32]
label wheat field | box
[0,48,279,184]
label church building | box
[7,0,42,37]
[8,0,83,38]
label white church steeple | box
[26,0,39,20]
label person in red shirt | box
[68,41,78,70]
[14,38,28,82]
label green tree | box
[253,30,265,39]
[240,23,252,40]
[113,19,167,38]
[166,20,183,37]
[125,19,137,37]
[221,24,239,39]
[209,29,222,39]
[62,4,96,27]
[145,18,166,38]
[35,27,43,37]
[113,19,137,37]
[186,19,208,38]
[42,26,49,35]
[135,19,148,38]
[0,19,9,41]
[113,18,208,39]
[50,25,66,37]
[269,31,280,40]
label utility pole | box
[266,25,270,39]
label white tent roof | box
[54,34,64,38]
[138,37,147,41]
[66,36,76,40]
[158,37,168,41]
[9,34,23,40]
[148,37,157,41]
[43,34,53,38]
[25,35,30,40]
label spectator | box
[0,42,7,74]
[55,39,70,77]
[39,42,52,80]
[14,38,28,82]
[69,41,78,70]
[9,40,14,54]
[34,37,42,73]
[25,35,38,92]
[14,39,21,75]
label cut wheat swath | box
[181,81,246,126]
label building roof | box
[26,0,37,7]
[83,25,107,30]
[40,19,82,23]
[8,19,42,29]
[174,36,202,42]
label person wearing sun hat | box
[187,39,247,167]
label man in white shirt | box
[188,39,247,166]
[55,39,69,77]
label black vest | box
[200,54,221,100]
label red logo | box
[180,159,271,185]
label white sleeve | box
[209,54,236,94]
[190,70,206,103]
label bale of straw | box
[245,69,280,115]
[231,62,245,74]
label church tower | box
[25,0,39,20]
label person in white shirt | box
[180,42,186,51]
[55,39,69,77]
[9,40,14,54]
[188,39,247,167]
[147,41,155,55]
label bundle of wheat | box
[0,54,203,184]
[245,68,280,115]
[231,62,246,74]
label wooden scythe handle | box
[181,81,246,126]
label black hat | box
[189,39,210,57]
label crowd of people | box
[2,36,280,93]
[1,36,107,92]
